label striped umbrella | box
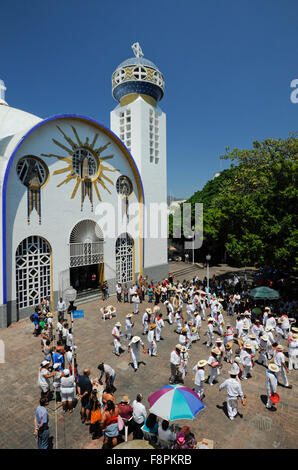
[147,384,205,421]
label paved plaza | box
[0,263,297,449]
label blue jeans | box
[38,427,50,449]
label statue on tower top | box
[131,42,144,58]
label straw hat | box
[194,311,199,316]
[249,333,256,339]
[146,308,152,314]
[149,323,156,330]
[242,325,249,330]
[115,322,121,327]
[197,360,207,368]
[187,321,193,326]
[187,299,193,304]
[229,370,238,376]
[180,346,187,353]
[207,317,214,322]
[265,326,273,332]
[225,342,233,350]
[264,307,271,311]
[121,395,130,403]
[292,334,298,340]
[181,327,188,334]
[244,344,252,350]
[191,327,198,333]
[234,357,241,364]
[153,306,160,313]
[164,300,169,305]
[276,345,284,351]
[175,344,182,350]
[211,348,220,355]
[291,327,298,333]
[268,364,279,373]
[126,313,133,318]
[132,336,141,343]
[261,335,269,341]
[46,312,53,317]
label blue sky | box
[1,0,297,198]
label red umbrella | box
[196,290,206,295]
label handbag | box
[90,408,102,424]
[117,414,124,431]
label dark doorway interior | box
[70,264,99,294]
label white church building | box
[0,43,168,327]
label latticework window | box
[116,234,134,284]
[16,236,51,309]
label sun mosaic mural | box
[41,125,118,210]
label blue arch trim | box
[2,114,145,305]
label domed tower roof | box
[112,43,164,104]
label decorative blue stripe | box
[2,114,145,305]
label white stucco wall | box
[110,97,168,271]
[3,116,142,304]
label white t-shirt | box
[132,400,147,424]
[193,366,205,386]
[38,368,50,389]
[158,424,176,442]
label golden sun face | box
[41,125,118,209]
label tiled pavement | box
[0,265,297,449]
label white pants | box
[175,320,182,333]
[242,364,252,378]
[201,307,206,320]
[156,327,162,341]
[209,367,218,384]
[126,327,132,340]
[113,339,121,355]
[194,384,204,398]
[131,350,140,370]
[168,313,173,324]
[227,397,238,419]
[278,366,289,386]
[288,355,298,371]
[207,332,213,347]
[258,350,268,367]
[148,341,157,356]
[180,363,188,379]
[143,322,149,334]
[133,303,139,314]
[226,350,233,363]
[218,324,224,336]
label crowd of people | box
[33,271,297,449]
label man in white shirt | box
[170,345,182,384]
[208,348,220,386]
[112,322,122,356]
[57,297,66,322]
[132,394,147,439]
[216,310,224,336]
[265,312,276,330]
[128,336,146,371]
[265,363,279,409]
[274,345,292,388]
[194,311,202,338]
[240,345,253,379]
[142,308,151,335]
[219,370,245,420]
[164,301,174,324]
[193,360,207,399]
[206,318,214,347]
[147,324,157,356]
[288,333,298,370]
[125,314,134,340]
[155,313,165,342]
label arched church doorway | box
[115,233,134,284]
[69,220,104,295]
[16,236,52,312]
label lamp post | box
[64,286,77,381]
[191,226,195,264]
[206,254,211,293]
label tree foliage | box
[170,135,298,271]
